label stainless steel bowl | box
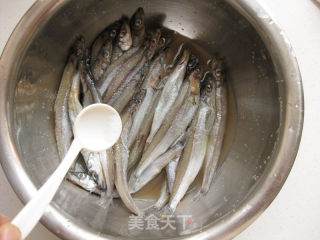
[0,0,303,239]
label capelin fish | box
[161,42,184,76]
[68,70,106,189]
[98,149,114,197]
[154,179,170,210]
[130,7,146,48]
[91,34,113,82]
[114,137,141,215]
[114,100,142,215]
[103,29,161,104]
[102,48,145,101]
[106,59,146,112]
[97,45,142,96]
[166,155,180,194]
[79,60,102,103]
[90,21,121,66]
[79,59,116,196]
[201,58,227,194]
[127,52,165,149]
[54,37,84,161]
[165,131,187,193]
[129,141,184,194]
[118,17,133,51]
[146,49,190,145]
[67,172,102,195]
[168,72,215,212]
[145,29,164,61]
[134,68,201,177]
[111,18,132,63]
[97,25,146,96]
[127,90,162,170]
[79,49,95,107]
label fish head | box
[189,68,202,95]
[187,54,200,75]
[145,29,161,60]
[87,157,106,190]
[176,49,190,71]
[70,36,85,66]
[131,7,145,36]
[210,57,225,87]
[134,89,147,105]
[201,72,215,99]
[118,18,133,51]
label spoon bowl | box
[75,104,122,152]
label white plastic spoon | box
[11,103,122,239]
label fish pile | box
[54,7,227,215]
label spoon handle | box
[12,139,82,239]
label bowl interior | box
[13,0,280,238]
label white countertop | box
[1,0,320,239]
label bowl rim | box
[0,0,304,239]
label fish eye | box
[135,19,142,26]
[216,68,222,77]
[159,37,166,46]
[103,51,109,58]
[92,173,98,181]
[110,29,117,37]
[120,30,126,37]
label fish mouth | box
[120,43,131,51]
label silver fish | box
[165,131,187,193]
[134,69,201,177]
[54,37,84,161]
[118,18,133,51]
[79,62,116,196]
[168,73,215,212]
[67,172,102,195]
[98,148,114,197]
[90,21,121,67]
[127,90,162,170]
[130,7,146,48]
[79,61,102,103]
[91,37,113,81]
[68,70,106,189]
[127,52,165,149]
[166,155,181,194]
[96,24,149,96]
[102,48,145,101]
[103,29,161,104]
[146,49,190,145]
[129,141,184,194]
[91,22,120,82]
[153,179,170,210]
[111,18,132,63]
[110,67,145,113]
[97,45,142,96]
[114,102,142,215]
[106,58,146,111]
[201,58,227,194]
